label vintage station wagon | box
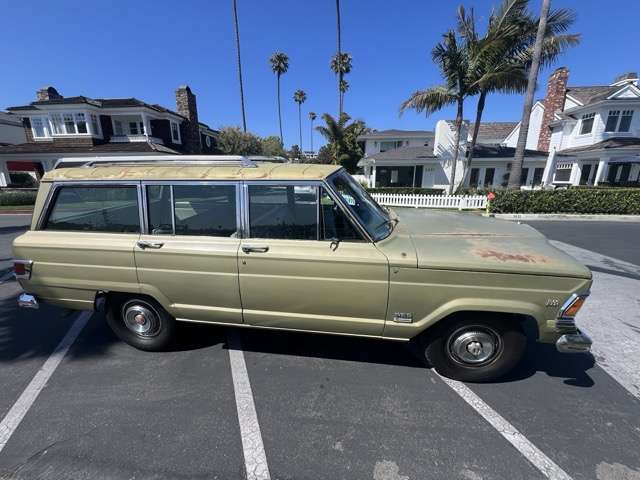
[13,156,592,382]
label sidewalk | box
[488,213,640,222]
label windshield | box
[328,171,391,241]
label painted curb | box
[487,213,640,222]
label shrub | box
[489,188,640,214]
[368,187,445,195]
[0,189,38,206]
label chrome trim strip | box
[169,185,176,235]
[175,317,409,342]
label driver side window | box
[320,188,363,241]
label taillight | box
[13,260,33,280]
[13,262,26,276]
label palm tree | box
[400,30,476,194]
[232,0,247,132]
[331,53,352,114]
[458,0,579,184]
[308,112,317,153]
[293,89,307,153]
[269,52,289,145]
[508,0,552,189]
[315,112,366,170]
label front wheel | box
[106,295,176,351]
[422,316,526,382]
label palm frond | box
[399,85,457,116]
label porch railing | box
[371,193,487,210]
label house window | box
[50,114,64,134]
[380,140,402,152]
[129,122,139,135]
[171,121,181,143]
[31,117,48,138]
[605,110,620,132]
[205,135,211,148]
[520,168,529,186]
[579,113,595,135]
[63,113,76,134]
[469,168,480,186]
[554,162,573,182]
[532,168,544,186]
[483,168,495,187]
[114,120,124,136]
[91,114,100,136]
[390,170,399,183]
[619,110,633,132]
[75,113,87,134]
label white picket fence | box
[371,193,487,210]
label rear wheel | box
[106,295,175,351]
[422,315,526,382]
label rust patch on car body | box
[474,248,549,264]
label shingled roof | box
[367,145,437,160]
[565,85,620,105]
[559,137,640,154]
[471,144,548,158]
[468,122,518,143]
[0,141,180,155]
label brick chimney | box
[36,86,63,101]
[175,85,202,154]
[537,67,569,152]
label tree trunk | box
[336,0,342,116]
[508,0,551,190]
[277,75,283,145]
[232,0,247,132]
[450,97,464,195]
[463,91,486,188]
[298,103,303,153]
[310,119,314,153]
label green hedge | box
[368,187,445,195]
[0,190,38,206]
[489,188,640,214]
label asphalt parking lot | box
[0,214,639,480]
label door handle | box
[242,245,269,253]
[137,240,164,249]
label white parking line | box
[437,373,573,480]
[227,330,271,480]
[0,311,91,453]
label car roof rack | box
[62,155,258,168]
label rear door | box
[134,182,243,324]
[238,181,389,336]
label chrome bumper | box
[556,329,592,353]
[18,293,39,309]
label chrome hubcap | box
[448,327,501,366]
[122,302,160,337]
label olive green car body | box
[13,163,592,345]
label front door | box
[422,166,436,187]
[579,164,592,185]
[238,182,389,336]
[134,183,243,324]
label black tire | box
[105,295,175,351]
[421,315,526,382]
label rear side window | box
[44,185,140,233]
[146,184,238,237]
[248,184,317,240]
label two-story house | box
[0,85,218,186]
[358,122,547,190]
[529,68,640,186]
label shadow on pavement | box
[498,341,596,387]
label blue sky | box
[2,0,639,149]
